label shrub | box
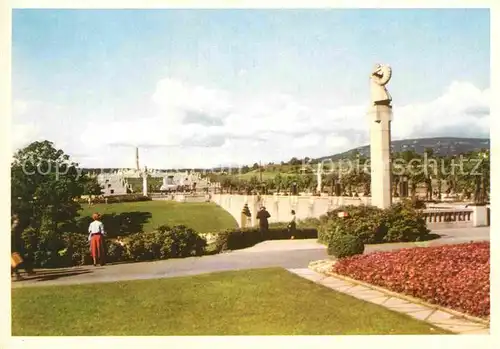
[332,242,490,318]
[298,217,321,229]
[79,194,152,204]
[317,203,431,245]
[318,205,385,245]
[105,239,128,263]
[124,225,207,261]
[63,232,92,266]
[106,194,152,203]
[213,226,318,252]
[327,227,365,259]
[21,227,74,268]
[382,201,430,242]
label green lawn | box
[79,200,237,234]
[12,268,449,335]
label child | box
[88,213,106,266]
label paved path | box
[290,267,489,334]
[12,227,489,288]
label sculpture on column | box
[370,64,392,106]
[369,63,393,209]
[316,162,323,194]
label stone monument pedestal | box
[369,104,392,209]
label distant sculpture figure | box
[370,64,392,106]
[241,204,251,228]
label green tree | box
[273,173,283,193]
[240,165,250,174]
[83,176,103,198]
[248,176,259,192]
[11,141,86,233]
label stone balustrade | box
[422,209,473,224]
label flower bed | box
[332,242,490,318]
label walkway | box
[289,267,489,334]
[12,227,489,288]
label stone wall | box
[210,194,373,227]
[210,194,490,228]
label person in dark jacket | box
[256,206,271,236]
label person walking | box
[287,210,297,238]
[256,206,271,238]
[88,213,106,266]
[11,214,35,280]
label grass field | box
[11,268,448,335]
[79,200,237,234]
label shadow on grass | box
[76,212,152,238]
[12,268,93,283]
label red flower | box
[332,242,490,318]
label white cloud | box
[392,81,490,139]
[13,99,29,116]
[13,79,490,169]
[11,123,39,151]
[151,78,232,123]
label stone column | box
[369,105,392,209]
[142,167,148,196]
[472,205,488,227]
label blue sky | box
[12,9,490,168]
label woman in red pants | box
[88,213,106,266]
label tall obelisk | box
[369,64,393,209]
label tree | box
[274,173,283,193]
[11,141,90,267]
[220,177,233,193]
[302,173,314,192]
[11,140,87,233]
[265,178,276,192]
[248,176,259,193]
[83,176,103,198]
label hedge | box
[318,200,432,245]
[213,224,318,252]
[78,194,151,204]
[20,225,207,268]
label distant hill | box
[81,137,489,173]
[316,137,490,162]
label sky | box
[12,9,490,169]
